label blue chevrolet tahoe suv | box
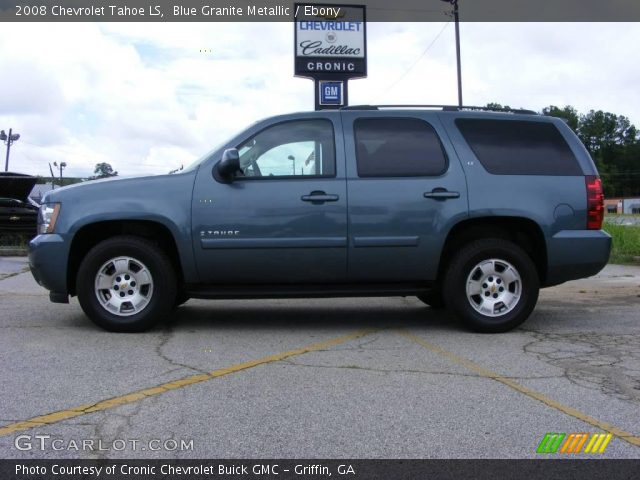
[29,106,611,333]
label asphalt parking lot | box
[0,257,639,459]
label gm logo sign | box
[319,81,343,106]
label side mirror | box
[215,148,240,182]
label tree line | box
[35,162,117,185]
[544,106,640,197]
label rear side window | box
[455,119,582,175]
[354,118,447,177]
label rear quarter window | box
[455,119,582,176]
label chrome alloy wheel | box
[94,256,154,317]
[465,258,522,317]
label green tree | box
[542,105,579,132]
[485,102,511,111]
[577,110,639,197]
[93,162,118,178]
[492,103,640,197]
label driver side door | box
[191,115,347,284]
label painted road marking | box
[397,331,640,449]
[0,329,378,438]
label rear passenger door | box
[341,112,468,282]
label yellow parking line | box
[397,330,640,449]
[0,328,378,438]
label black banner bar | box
[2,459,640,480]
[2,0,640,22]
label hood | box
[41,174,142,203]
[0,172,38,202]
[43,173,182,204]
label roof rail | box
[340,105,539,115]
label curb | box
[0,248,28,257]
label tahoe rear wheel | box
[76,236,177,332]
[443,238,539,333]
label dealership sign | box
[294,3,367,78]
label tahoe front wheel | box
[443,238,539,333]
[76,236,177,332]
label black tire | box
[416,290,446,309]
[76,235,177,332]
[443,238,539,333]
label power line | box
[378,21,451,98]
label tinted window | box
[236,120,335,178]
[455,119,582,175]
[354,118,447,177]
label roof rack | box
[339,105,539,115]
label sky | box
[0,22,639,178]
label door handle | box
[424,188,460,200]
[301,191,339,203]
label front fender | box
[46,172,198,287]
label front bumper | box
[28,234,70,301]
[544,229,612,287]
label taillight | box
[585,176,604,230]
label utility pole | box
[453,0,462,107]
[0,128,21,172]
[49,163,56,190]
[441,0,463,107]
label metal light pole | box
[53,161,67,186]
[288,155,296,175]
[441,0,463,107]
[0,128,21,172]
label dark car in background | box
[0,172,39,238]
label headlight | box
[37,203,61,234]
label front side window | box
[236,120,335,178]
[354,118,448,177]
